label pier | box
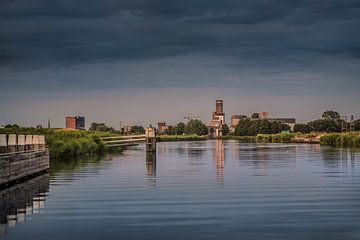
[0,134,49,188]
[100,127,157,153]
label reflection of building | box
[65,116,85,130]
[213,140,225,184]
[209,100,225,138]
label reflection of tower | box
[213,140,225,184]
[146,152,156,188]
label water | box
[2,140,360,240]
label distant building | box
[157,122,169,133]
[66,116,85,130]
[258,112,268,119]
[209,100,225,138]
[123,125,132,134]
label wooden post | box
[145,127,156,153]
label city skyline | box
[1,1,359,127]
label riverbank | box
[157,134,207,142]
[0,128,117,159]
[320,133,360,148]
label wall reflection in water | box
[0,174,49,236]
[213,140,225,184]
[146,152,157,188]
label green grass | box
[220,135,256,141]
[0,128,118,159]
[156,134,207,142]
[256,133,295,143]
[320,132,360,148]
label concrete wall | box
[0,150,49,187]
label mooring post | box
[145,127,156,153]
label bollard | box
[0,134,7,154]
[18,135,25,152]
[25,135,33,151]
[8,134,17,153]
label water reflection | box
[0,174,49,236]
[213,140,225,184]
[146,152,157,188]
[322,147,358,174]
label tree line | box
[294,111,360,133]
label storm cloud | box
[0,0,359,126]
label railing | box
[100,135,146,147]
[0,134,46,155]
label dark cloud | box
[1,0,360,70]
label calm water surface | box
[1,140,360,240]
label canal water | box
[1,140,360,240]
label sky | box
[0,0,359,128]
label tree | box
[185,119,208,136]
[293,123,312,133]
[89,122,115,132]
[307,119,340,133]
[354,119,360,131]
[234,119,290,136]
[130,125,145,134]
[322,111,340,121]
[175,122,185,135]
[221,124,229,136]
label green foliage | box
[0,127,113,159]
[307,119,340,133]
[234,119,290,136]
[320,133,360,147]
[89,122,115,132]
[256,133,295,143]
[322,111,340,121]
[293,123,312,133]
[221,124,229,136]
[185,119,208,136]
[157,134,207,142]
[164,122,196,135]
[355,120,360,131]
[130,125,145,134]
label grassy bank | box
[256,133,295,143]
[320,133,360,148]
[157,134,207,142]
[220,135,256,141]
[0,128,116,159]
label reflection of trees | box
[322,147,358,170]
[0,174,49,236]
[213,140,225,184]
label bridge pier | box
[145,127,156,153]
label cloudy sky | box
[1,0,359,128]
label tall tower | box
[216,100,223,114]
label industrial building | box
[209,100,225,138]
[65,116,85,130]
[157,122,169,133]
